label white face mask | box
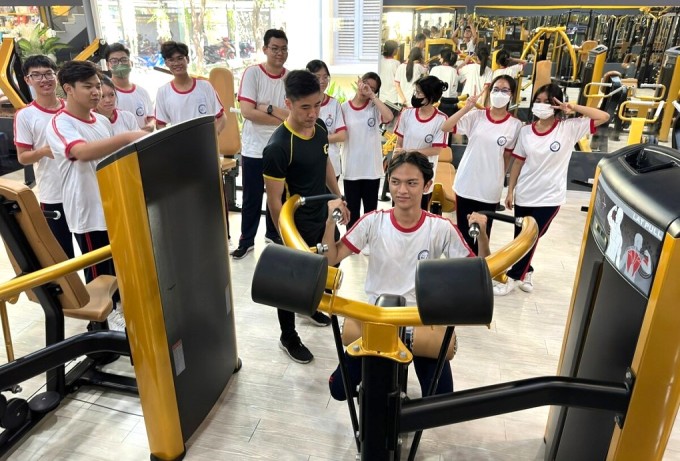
[532,102,554,120]
[490,92,511,108]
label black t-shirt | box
[263,119,329,243]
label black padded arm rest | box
[415,257,493,325]
[375,294,406,307]
[251,244,328,317]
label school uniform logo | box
[497,136,507,146]
[198,103,208,114]
[550,141,561,152]
[367,118,376,127]
[325,115,333,127]
[136,106,145,116]
[417,250,430,260]
[425,134,434,143]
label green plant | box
[15,23,69,59]
[327,80,348,103]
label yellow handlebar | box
[618,100,665,124]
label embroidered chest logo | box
[136,106,145,116]
[425,134,434,143]
[198,103,208,115]
[367,117,376,127]
[550,141,561,152]
[325,115,333,127]
[417,250,430,260]
[497,136,507,146]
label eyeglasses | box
[267,46,288,55]
[107,57,130,65]
[491,88,512,95]
[165,56,187,64]
[28,71,56,81]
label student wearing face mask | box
[441,75,523,254]
[498,83,609,296]
[393,75,449,210]
[105,43,154,131]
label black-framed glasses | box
[267,46,288,55]
[108,57,130,65]
[28,71,56,81]
[491,88,512,95]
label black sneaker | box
[279,337,314,363]
[264,235,283,245]
[309,311,331,327]
[230,244,254,259]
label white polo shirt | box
[155,78,224,127]
[237,64,288,159]
[343,209,473,305]
[458,63,493,100]
[320,95,346,176]
[453,109,523,203]
[108,109,139,135]
[341,99,384,180]
[13,100,65,204]
[430,65,459,98]
[395,63,428,106]
[394,107,449,194]
[379,57,401,104]
[115,84,153,129]
[513,117,596,207]
[492,63,524,80]
[46,110,113,233]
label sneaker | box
[309,311,331,327]
[264,235,283,245]
[493,278,516,296]
[230,244,254,259]
[279,338,314,364]
[228,239,236,253]
[107,309,126,331]
[519,271,534,293]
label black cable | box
[64,396,143,418]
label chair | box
[430,146,456,213]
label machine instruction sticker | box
[172,340,186,376]
[591,176,663,297]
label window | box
[335,0,381,63]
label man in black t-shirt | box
[263,70,347,364]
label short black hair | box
[533,83,564,117]
[264,29,288,47]
[361,71,382,95]
[440,49,457,66]
[22,54,57,76]
[285,70,320,102]
[105,42,130,61]
[414,33,427,44]
[160,41,189,60]
[387,151,434,184]
[382,40,399,58]
[58,60,100,90]
[415,75,448,105]
[496,49,510,68]
[100,75,116,91]
[306,59,330,76]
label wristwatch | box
[266,104,274,115]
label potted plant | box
[13,22,69,60]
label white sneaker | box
[493,278,516,296]
[107,309,126,331]
[519,272,534,293]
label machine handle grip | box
[476,210,522,226]
[299,194,340,206]
[653,101,666,121]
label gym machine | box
[545,143,680,460]
[657,46,680,143]
[0,117,240,460]
[250,184,680,460]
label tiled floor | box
[2,134,680,460]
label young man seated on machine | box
[324,151,489,399]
